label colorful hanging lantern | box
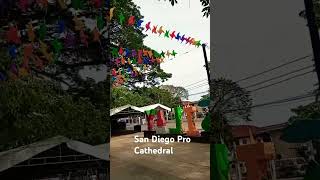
[27,22,35,42]
[128,16,135,26]
[7,26,21,44]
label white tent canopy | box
[110,105,145,116]
[140,104,171,112]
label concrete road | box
[110,132,210,180]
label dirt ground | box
[110,120,210,180]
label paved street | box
[110,132,210,180]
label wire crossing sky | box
[212,0,318,126]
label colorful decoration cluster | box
[0,1,109,81]
[109,7,204,48]
[110,46,178,87]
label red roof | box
[231,125,258,138]
[231,122,288,138]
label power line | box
[188,90,209,97]
[186,65,314,91]
[224,91,316,112]
[243,65,314,89]
[248,70,314,92]
[235,55,312,83]
[250,97,314,109]
[186,82,209,90]
[184,78,208,88]
[251,92,315,108]
[184,55,312,90]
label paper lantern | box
[131,49,137,57]
[131,58,137,64]
[125,48,131,57]
[58,20,65,33]
[185,37,191,44]
[112,68,117,76]
[152,25,157,34]
[97,15,105,30]
[180,34,186,43]
[138,50,143,64]
[119,12,125,25]
[7,26,21,44]
[80,30,88,47]
[143,57,150,64]
[143,49,149,57]
[23,44,33,68]
[121,56,125,65]
[136,19,144,28]
[51,38,63,55]
[9,45,18,59]
[175,32,181,41]
[153,51,160,58]
[109,7,115,21]
[115,58,120,65]
[64,33,76,48]
[27,23,35,42]
[170,31,176,39]
[171,50,177,57]
[92,27,101,42]
[166,50,171,58]
[39,23,47,41]
[189,38,195,45]
[160,51,165,58]
[195,40,201,47]
[34,56,44,70]
[10,64,18,76]
[145,22,151,32]
[119,47,124,56]
[158,26,164,36]
[111,47,119,57]
[164,30,169,38]
[73,17,85,31]
[39,41,53,63]
[128,16,135,26]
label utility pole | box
[304,0,320,100]
[202,44,211,86]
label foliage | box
[299,0,320,27]
[208,78,252,143]
[0,0,171,90]
[289,101,320,123]
[110,0,172,88]
[168,0,210,17]
[0,78,108,151]
[160,85,189,100]
[210,78,252,121]
[200,94,209,101]
[111,86,181,108]
[111,86,150,108]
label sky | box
[132,0,211,101]
[212,0,318,126]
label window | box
[242,139,247,145]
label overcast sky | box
[132,0,211,101]
[212,0,318,126]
